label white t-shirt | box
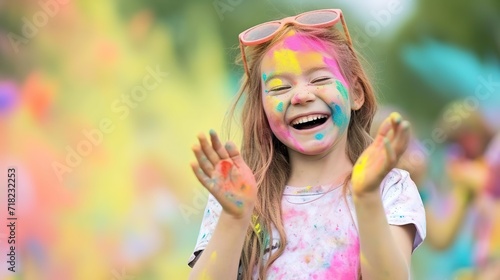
[188,168,426,279]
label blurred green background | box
[0,0,499,279]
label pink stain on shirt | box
[284,207,307,220]
[315,231,360,279]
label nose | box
[291,90,316,105]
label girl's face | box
[260,31,359,155]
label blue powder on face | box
[332,104,348,128]
[315,133,324,140]
[336,80,349,100]
[276,102,283,112]
[262,73,267,82]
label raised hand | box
[191,130,257,219]
[447,157,488,196]
[352,112,410,196]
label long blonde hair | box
[226,24,377,279]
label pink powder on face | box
[282,32,328,53]
[324,57,348,88]
[282,32,349,87]
[286,131,305,153]
[267,113,304,153]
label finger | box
[225,141,245,168]
[377,113,397,138]
[384,137,397,164]
[190,162,216,191]
[391,120,411,157]
[192,144,215,176]
[198,133,221,166]
[210,129,230,159]
[229,163,242,185]
[387,112,402,140]
[390,112,402,127]
[372,130,386,148]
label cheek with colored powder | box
[330,103,349,131]
[276,102,284,112]
[335,80,349,101]
[315,133,324,140]
[267,118,305,153]
[263,96,288,141]
[313,85,328,95]
[265,95,285,114]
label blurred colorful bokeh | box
[0,0,499,279]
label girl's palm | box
[352,113,411,195]
[191,131,257,219]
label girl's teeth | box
[291,114,328,126]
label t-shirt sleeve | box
[187,193,223,267]
[380,168,426,251]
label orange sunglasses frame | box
[238,9,353,76]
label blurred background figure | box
[373,101,500,279]
[0,0,499,279]
[440,104,500,280]
[381,0,500,278]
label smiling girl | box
[187,9,425,280]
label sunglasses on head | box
[238,9,353,76]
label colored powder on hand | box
[219,161,232,178]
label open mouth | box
[290,114,329,130]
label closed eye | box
[269,85,291,92]
[311,77,332,84]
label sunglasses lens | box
[242,22,281,42]
[296,11,339,25]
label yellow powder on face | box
[265,95,284,113]
[270,49,327,76]
[210,251,217,261]
[261,29,331,79]
[268,78,283,88]
[272,49,302,75]
[301,52,325,68]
